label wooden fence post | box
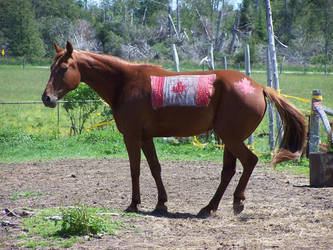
[265,0,283,145]
[245,44,254,150]
[245,44,251,76]
[266,46,275,153]
[209,43,215,70]
[23,57,26,70]
[309,89,322,153]
[172,44,180,72]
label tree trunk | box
[228,10,240,54]
[176,0,181,34]
[122,5,127,24]
[265,0,282,144]
[324,0,329,76]
[168,14,179,39]
[172,44,180,72]
[214,0,224,50]
[142,7,147,25]
[195,8,212,42]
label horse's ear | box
[66,41,73,56]
[53,42,63,53]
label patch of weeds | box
[10,191,49,200]
[57,205,115,236]
[17,206,131,249]
[19,208,80,248]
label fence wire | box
[0,100,113,137]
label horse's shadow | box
[137,210,200,219]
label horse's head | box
[42,41,80,108]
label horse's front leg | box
[142,138,168,214]
[123,135,142,213]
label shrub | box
[63,83,102,135]
[57,205,106,236]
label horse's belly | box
[145,106,214,138]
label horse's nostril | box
[42,93,49,103]
[42,93,57,108]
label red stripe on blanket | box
[151,76,165,109]
[196,74,215,106]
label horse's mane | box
[75,50,162,72]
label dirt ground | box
[1,158,333,249]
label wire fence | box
[0,100,113,137]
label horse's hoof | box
[197,207,213,218]
[233,200,244,215]
[152,204,168,215]
[125,205,139,213]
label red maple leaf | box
[172,81,187,94]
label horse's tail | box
[263,87,306,165]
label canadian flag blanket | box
[150,74,216,109]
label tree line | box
[0,0,332,66]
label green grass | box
[10,191,48,200]
[0,65,49,101]
[16,205,130,249]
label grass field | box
[1,64,332,174]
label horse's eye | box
[59,66,68,73]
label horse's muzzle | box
[42,92,58,108]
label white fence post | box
[265,0,283,145]
[266,46,275,153]
[245,44,254,150]
[172,44,180,72]
[222,56,227,70]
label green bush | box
[57,205,106,236]
[63,83,102,135]
[310,54,330,65]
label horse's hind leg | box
[198,147,236,218]
[225,141,258,215]
[142,138,168,214]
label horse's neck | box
[76,51,128,107]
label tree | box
[304,0,333,67]
[31,0,81,20]
[3,0,45,57]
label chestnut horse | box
[42,41,306,217]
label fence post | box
[308,89,322,154]
[222,56,227,70]
[172,43,180,72]
[265,0,283,145]
[245,44,251,76]
[23,57,26,70]
[57,104,60,138]
[209,43,215,70]
[279,62,283,75]
[245,44,254,150]
[266,46,275,154]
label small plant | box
[57,204,106,236]
[63,83,102,135]
[16,207,129,248]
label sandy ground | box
[1,158,333,249]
